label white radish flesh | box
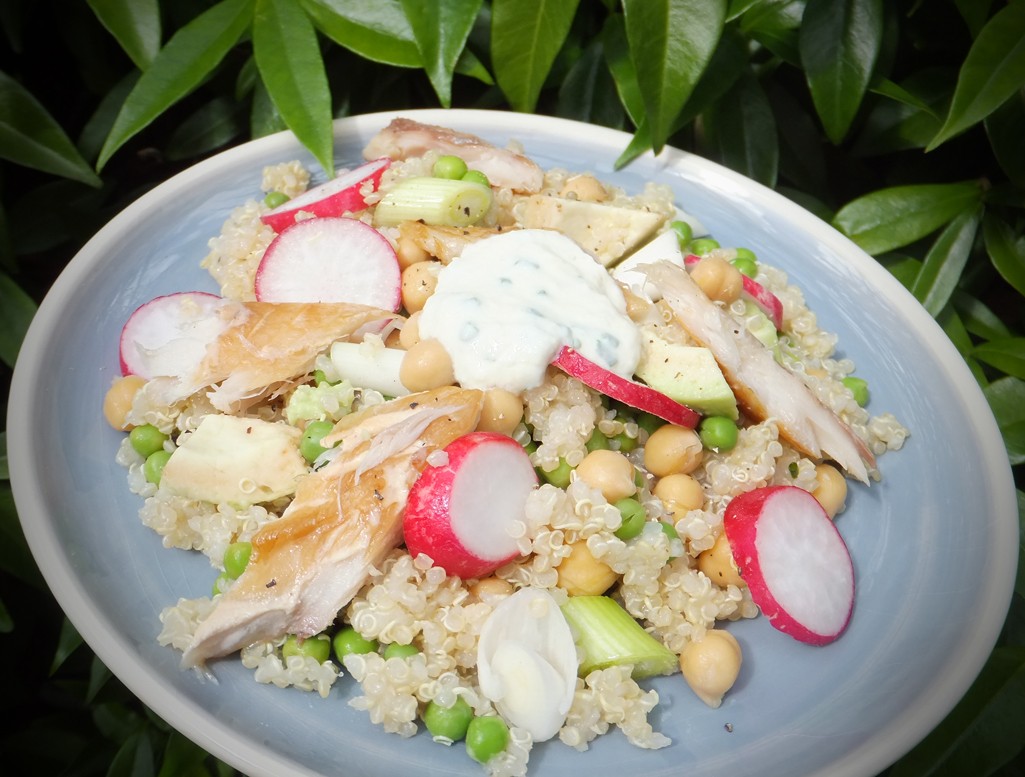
[723,485,854,645]
[254,217,401,309]
[119,291,227,379]
[403,431,538,579]
[260,157,390,232]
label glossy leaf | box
[165,97,244,160]
[739,0,805,65]
[557,37,624,128]
[705,72,778,187]
[769,82,829,197]
[87,0,161,70]
[402,0,483,108]
[492,0,580,113]
[909,205,982,317]
[954,291,1013,342]
[853,68,950,157]
[832,180,984,255]
[302,0,420,67]
[97,0,254,171]
[673,26,749,129]
[0,269,36,369]
[799,0,884,144]
[928,1,1025,150]
[983,214,1025,298]
[973,338,1025,380]
[953,0,994,38]
[623,0,726,153]
[602,12,643,124]
[985,377,1025,465]
[253,0,333,174]
[985,89,1025,188]
[0,71,102,186]
[938,307,988,387]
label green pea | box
[144,449,172,485]
[842,376,869,406]
[585,429,611,452]
[636,412,663,437]
[383,643,420,660]
[698,416,739,451]
[423,696,474,743]
[614,430,638,452]
[433,154,469,180]
[462,170,491,187]
[732,252,758,278]
[539,458,573,489]
[283,633,331,664]
[465,715,509,764]
[300,419,335,463]
[129,424,168,457]
[312,369,332,385]
[670,219,693,246]
[332,626,378,660]
[615,497,646,540]
[223,541,252,579]
[212,572,232,596]
[688,237,720,255]
[264,191,289,208]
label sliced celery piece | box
[560,595,678,679]
[373,176,492,227]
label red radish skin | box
[254,216,402,309]
[552,346,701,428]
[684,254,784,331]
[260,158,390,232]
[403,432,538,579]
[119,291,225,379]
[724,485,854,646]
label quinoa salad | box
[102,118,909,776]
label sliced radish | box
[260,157,390,232]
[403,431,538,579]
[684,254,784,331]
[119,291,227,379]
[723,485,854,645]
[254,216,402,309]
[552,346,700,428]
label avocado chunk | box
[160,414,308,507]
[516,195,666,266]
[635,329,738,420]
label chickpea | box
[395,232,430,269]
[384,326,403,348]
[696,532,745,589]
[811,463,847,519]
[643,424,703,477]
[622,288,656,323]
[559,173,608,202]
[398,311,422,349]
[679,629,743,708]
[653,473,704,520]
[401,260,441,313]
[103,374,147,430]
[469,576,513,602]
[477,388,524,436]
[575,449,637,503]
[690,255,743,304]
[399,338,455,392]
[556,540,618,596]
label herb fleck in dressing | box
[418,229,641,392]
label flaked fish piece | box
[182,386,484,668]
[643,261,875,483]
[143,301,399,412]
[397,220,510,264]
[364,118,544,194]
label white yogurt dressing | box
[417,229,641,392]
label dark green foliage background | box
[1,0,1023,774]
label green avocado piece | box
[635,331,738,420]
[743,299,778,349]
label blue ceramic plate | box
[9,109,1018,777]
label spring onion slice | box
[373,176,492,227]
[560,595,678,679]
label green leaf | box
[983,213,1025,298]
[909,205,982,317]
[739,0,804,65]
[0,71,102,186]
[889,647,1025,776]
[557,37,624,128]
[87,0,162,70]
[832,180,984,255]
[402,0,483,108]
[253,0,332,174]
[953,290,1013,342]
[51,617,85,674]
[491,0,580,113]
[97,0,254,171]
[769,81,829,196]
[799,0,884,144]
[953,0,994,39]
[928,1,1025,150]
[868,76,939,118]
[165,97,244,160]
[985,88,1025,188]
[973,337,1025,380]
[0,269,37,369]
[673,26,750,129]
[0,431,7,480]
[302,0,421,67]
[623,0,726,153]
[984,376,1025,465]
[937,307,988,387]
[852,68,950,157]
[602,12,643,124]
[705,71,778,187]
